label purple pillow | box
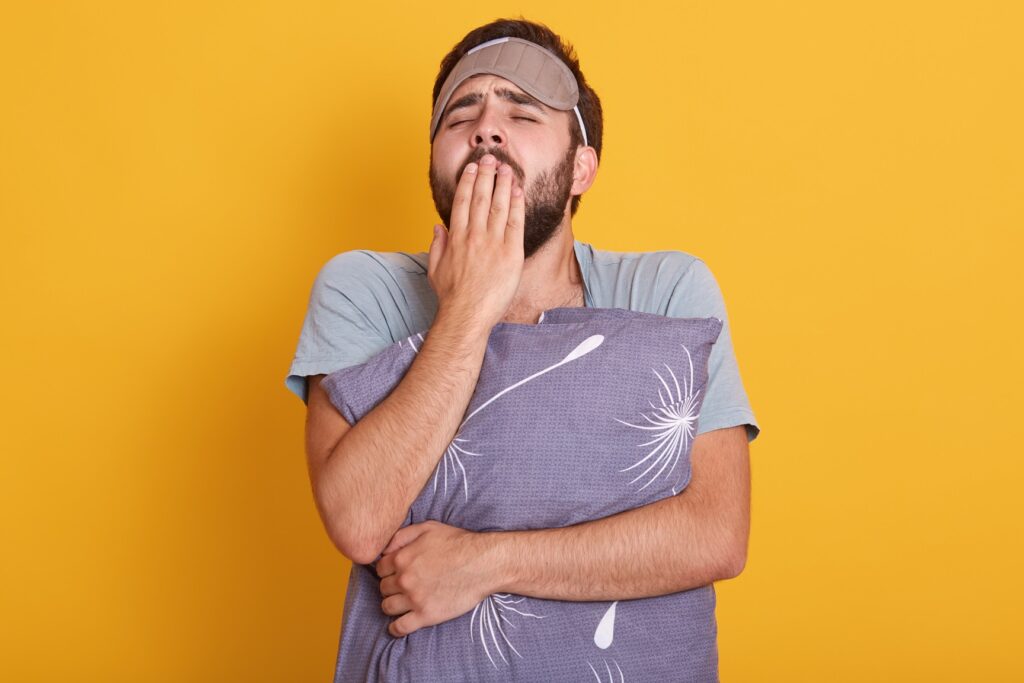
[318,307,725,682]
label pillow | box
[320,306,724,682]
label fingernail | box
[512,186,523,197]
[465,163,477,174]
[498,164,511,175]
[480,154,495,165]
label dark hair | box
[432,17,603,216]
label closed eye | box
[448,116,537,127]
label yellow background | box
[2,1,1021,681]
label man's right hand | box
[427,153,526,331]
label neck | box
[501,223,583,324]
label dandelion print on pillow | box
[615,341,704,496]
[318,307,724,683]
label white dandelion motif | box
[431,334,605,501]
[398,331,426,352]
[469,593,546,669]
[400,332,485,500]
[586,658,625,682]
[586,600,625,681]
[594,601,618,649]
[614,343,701,493]
[432,432,483,500]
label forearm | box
[318,306,489,563]
[486,490,739,601]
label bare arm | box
[373,424,751,636]
[303,154,525,565]
[305,308,490,565]
[488,425,751,599]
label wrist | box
[434,302,495,338]
[474,530,518,594]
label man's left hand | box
[374,520,499,638]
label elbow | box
[325,513,386,566]
[315,482,384,565]
[719,509,750,580]
[347,542,383,567]
[714,521,748,580]
[326,524,381,566]
[721,550,747,580]
[348,530,387,565]
[719,530,748,579]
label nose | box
[470,104,506,150]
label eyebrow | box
[442,87,548,124]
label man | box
[285,17,760,682]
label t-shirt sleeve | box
[284,251,395,405]
[664,257,761,443]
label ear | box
[571,145,599,196]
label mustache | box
[457,149,524,185]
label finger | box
[381,593,413,617]
[504,179,525,249]
[389,612,422,638]
[487,163,513,234]
[379,575,400,597]
[448,162,478,239]
[375,554,394,578]
[468,154,498,235]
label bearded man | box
[286,17,760,683]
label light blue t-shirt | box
[285,238,759,442]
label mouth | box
[458,158,522,186]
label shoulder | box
[583,242,709,313]
[589,244,709,291]
[664,254,727,319]
[310,247,437,339]
[318,248,428,283]
[312,249,430,306]
[589,244,700,274]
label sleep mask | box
[429,36,589,147]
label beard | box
[429,142,576,260]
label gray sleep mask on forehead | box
[429,36,589,147]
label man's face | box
[429,74,578,259]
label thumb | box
[381,522,431,555]
[428,224,447,275]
